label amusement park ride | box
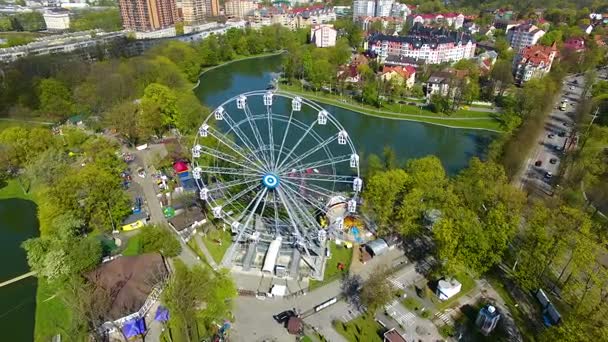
[191,91,361,278]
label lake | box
[0,193,39,342]
[193,54,496,175]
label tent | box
[122,318,146,338]
[173,161,189,173]
[155,306,169,322]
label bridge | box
[0,271,36,288]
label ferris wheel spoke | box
[281,174,355,184]
[276,109,295,171]
[265,105,276,169]
[243,103,272,168]
[220,182,261,209]
[206,126,266,171]
[197,166,260,178]
[275,120,318,170]
[280,181,327,214]
[276,187,304,240]
[222,112,270,171]
[272,192,280,235]
[281,184,323,230]
[280,178,338,200]
[195,145,264,174]
[233,187,268,244]
[280,154,352,175]
[207,177,259,192]
[278,135,338,173]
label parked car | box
[550,158,558,164]
[535,160,543,167]
[545,172,553,179]
[273,310,295,324]
[548,133,555,139]
[558,131,566,137]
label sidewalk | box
[194,233,219,270]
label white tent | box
[270,284,287,297]
[262,237,282,273]
[436,278,462,300]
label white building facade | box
[310,24,337,47]
[375,0,394,17]
[353,0,375,19]
[43,9,70,30]
[224,0,256,18]
[506,23,545,51]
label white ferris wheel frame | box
[191,90,362,266]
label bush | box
[438,324,456,338]
[139,224,182,257]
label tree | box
[363,169,409,235]
[139,224,182,257]
[491,60,514,97]
[105,101,140,146]
[360,268,393,311]
[37,78,74,118]
[429,94,450,114]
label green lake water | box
[0,196,39,342]
[193,54,496,175]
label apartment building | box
[225,0,256,18]
[368,23,476,64]
[512,43,558,84]
[310,24,337,47]
[118,0,177,32]
[353,0,376,19]
[407,13,465,29]
[506,23,545,51]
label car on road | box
[545,172,553,179]
[273,310,295,324]
[535,160,543,167]
[550,158,558,164]
[548,133,555,139]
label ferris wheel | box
[191,90,362,271]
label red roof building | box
[380,65,417,88]
[564,37,586,52]
[173,161,189,173]
[513,43,558,84]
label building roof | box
[86,253,168,320]
[384,54,425,66]
[168,206,205,231]
[370,23,475,49]
[384,328,407,342]
[351,53,369,66]
[364,238,389,256]
[564,37,585,51]
[381,65,416,79]
[287,316,303,334]
[517,44,557,67]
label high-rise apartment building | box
[375,0,394,17]
[353,0,376,19]
[203,0,220,17]
[181,0,205,24]
[225,0,257,18]
[118,0,177,32]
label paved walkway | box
[194,233,219,270]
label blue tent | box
[122,318,146,338]
[155,306,170,322]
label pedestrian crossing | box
[434,309,454,325]
[385,301,415,327]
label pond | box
[193,54,496,175]
[0,195,39,342]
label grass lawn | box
[34,278,77,341]
[432,272,477,311]
[485,274,538,341]
[0,179,31,200]
[402,296,423,312]
[309,242,353,290]
[202,229,232,264]
[0,32,42,47]
[279,85,503,132]
[334,313,383,342]
[121,234,141,256]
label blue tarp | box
[155,306,170,322]
[122,318,146,338]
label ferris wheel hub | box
[262,173,280,190]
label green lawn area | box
[279,85,503,132]
[121,234,141,256]
[0,179,31,200]
[486,273,538,341]
[202,229,232,264]
[0,32,42,47]
[402,296,423,312]
[334,313,383,342]
[432,272,477,311]
[34,278,78,341]
[309,242,353,290]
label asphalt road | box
[518,73,585,195]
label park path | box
[194,234,219,270]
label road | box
[517,73,585,195]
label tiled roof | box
[518,44,557,66]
